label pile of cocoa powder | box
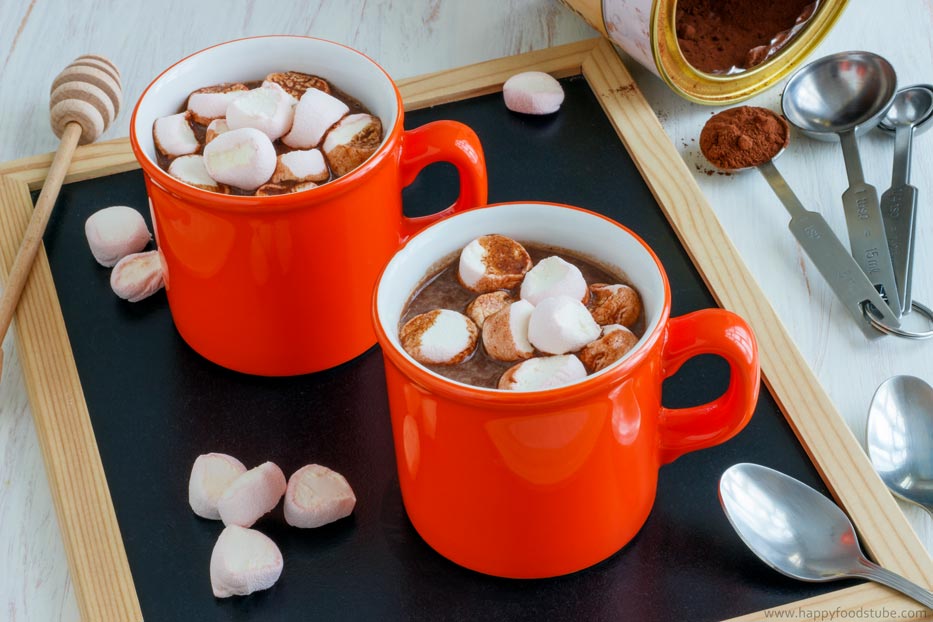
[676,0,818,73]
[699,106,789,171]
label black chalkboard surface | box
[41,77,844,621]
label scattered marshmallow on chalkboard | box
[520,256,588,305]
[482,299,535,362]
[203,127,277,191]
[216,461,287,528]
[210,525,283,598]
[284,464,356,528]
[271,149,329,184]
[498,354,587,391]
[168,155,224,193]
[458,234,533,293]
[84,205,151,267]
[153,111,200,157]
[503,71,565,115]
[588,283,642,327]
[225,83,295,141]
[186,83,248,126]
[282,88,349,149]
[188,453,247,520]
[527,295,601,355]
[578,324,639,373]
[400,309,479,365]
[465,291,515,329]
[322,113,383,177]
[204,118,229,144]
[110,250,164,302]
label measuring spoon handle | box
[881,124,919,312]
[855,558,933,610]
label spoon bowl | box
[878,85,933,134]
[782,51,897,141]
[866,375,933,511]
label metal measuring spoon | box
[782,51,902,318]
[867,375,933,516]
[720,463,933,609]
[877,86,933,313]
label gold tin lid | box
[652,0,849,104]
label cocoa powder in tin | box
[699,106,789,171]
[676,0,818,73]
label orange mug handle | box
[657,309,760,464]
[398,120,488,241]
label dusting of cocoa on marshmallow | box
[588,283,642,327]
[265,71,331,99]
[700,106,789,171]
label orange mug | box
[372,202,760,578]
[129,36,487,375]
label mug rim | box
[128,35,404,214]
[372,201,674,407]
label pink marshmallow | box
[84,205,151,267]
[282,88,349,149]
[503,71,565,115]
[203,127,276,191]
[110,251,164,302]
[216,461,286,528]
[153,112,200,157]
[225,84,295,141]
[284,464,356,528]
[210,525,283,598]
[188,453,247,520]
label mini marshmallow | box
[271,149,329,184]
[588,283,642,327]
[520,256,588,304]
[226,84,295,141]
[322,113,383,177]
[168,155,223,192]
[110,251,164,302]
[85,205,151,267]
[255,183,290,196]
[503,71,565,115]
[527,295,601,354]
[189,453,247,520]
[498,355,587,391]
[205,118,230,144]
[210,525,283,598]
[458,234,533,293]
[465,291,514,328]
[187,83,248,125]
[400,309,478,366]
[292,181,318,193]
[264,71,331,100]
[153,112,199,157]
[203,127,276,191]
[482,300,535,362]
[284,464,356,528]
[282,88,349,149]
[216,461,287,528]
[578,324,639,373]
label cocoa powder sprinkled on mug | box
[699,106,789,171]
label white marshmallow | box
[578,324,639,373]
[503,71,565,115]
[153,112,199,157]
[284,464,356,528]
[187,83,248,125]
[188,453,247,520]
[282,88,349,149]
[520,256,588,304]
[271,149,329,184]
[482,299,535,362]
[110,251,164,302]
[261,79,299,106]
[225,84,295,141]
[322,113,383,177]
[458,234,532,293]
[205,118,230,144]
[210,525,283,598]
[400,309,478,366]
[264,71,331,100]
[85,205,151,267]
[498,355,587,391]
[216,461,287,528]
[465,291,514,328]
[527,295,601,354]
[203,127,276,191]
[168,155,223,192]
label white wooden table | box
[1,1,932,619]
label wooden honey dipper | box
[0,55,122,375]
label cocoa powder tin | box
[562,0,848,104]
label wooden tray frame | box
[1,38,931,622]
